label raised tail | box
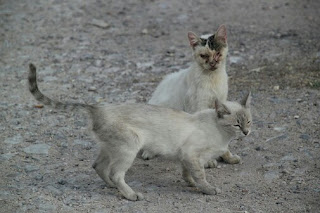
[28,63,92,112]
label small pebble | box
[294,115,299,119]
[273,85,280,90]
[215,187,222,194]
[255,146,262,151]
[300,134,310,140]
[34,175,43,181]
[94,60,102,67]
[273,126,286,132]
[282,169,290,174]
[23,144,50,155]
[90,19,109,29]
[34,104,44,108]
[58,180,67,185]
[4,135,23,145]
[88,86,97,92]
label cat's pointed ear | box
[215,25,227,43]
[188,31,200,48]
[215,99,231,118]
[241,91,251,108]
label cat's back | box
[98,103,190,125]
[148,68,190,109]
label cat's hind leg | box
[92,151,115,188]
[221,150,241,164]
[109,149,144,201]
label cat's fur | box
[145,25,232,162]
[28,64,252,201]
[148,25,228,112]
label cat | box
[144,25,233,164]
[28,63,252,201]
[148,25,228,112]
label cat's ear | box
[188,31,200,48]
[241,91,251,108]
[215,99,231,118]
[215,25,227,43]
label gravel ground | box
[1,0,319,212]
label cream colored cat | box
[145,25,237,165]
[148,25,228,112]
[28,64,252,201]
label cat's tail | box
[28,63,94,112]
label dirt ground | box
[1,0,319,212]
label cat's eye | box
[233,125,240,127]
[247,121,251,124]
[200,54,209,59]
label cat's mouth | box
[209,63,219,71]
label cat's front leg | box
[183,159,220,195]
[221,150,241,164]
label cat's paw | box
[141,151,155,160]
[204,159,218,169]
[200,186,219,195]
[184,178,196,187]
[215,187,222,194]
[224,154,241,164]
[107,181,116,188]
[135,192,144,201]
[124,192,144,201]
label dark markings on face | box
[200,38,207,46]
[207,34,226,51]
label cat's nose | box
[243,130,249,135]
[210,62,216,67]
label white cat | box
[145,25,235,165]
[148,25,228,112]
[28,64,252,201]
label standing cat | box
[145,25,236,164]
[28,64,252,201]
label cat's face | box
[188,25,228,72]
[216,92,252,137]
[232,107,252,137]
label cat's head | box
[215,92,252,137]
[188,25,228,72]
